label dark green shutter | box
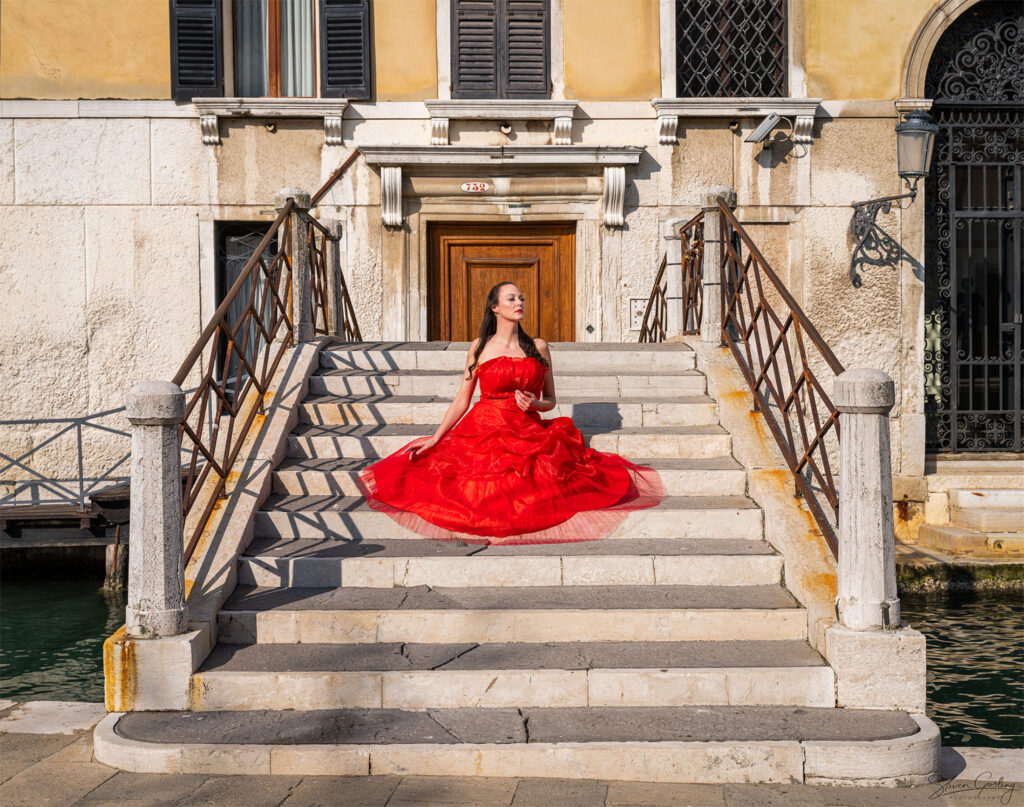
[169,0,223,101]
[320,0,371,99]
[452,0,498,98]
[504,0,548,97]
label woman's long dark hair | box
[466,281,549,378]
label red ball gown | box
[357,354,663,545]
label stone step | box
[319,342,697,373]
[254,494,763,541]
[916,524,1024,555]
[310,368,708,398]
[299,394,719,429]
[94,706,938,783]
[216,584,804,644]
[287,424,734,460]
[949,489,1024,532]
[272,456,747,497]
[191,641,833,710]
[237,537,782,588]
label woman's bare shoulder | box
[532,337,552,360]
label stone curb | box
[92,712,941,785]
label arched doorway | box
[923,0,1023,452]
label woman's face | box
[491,284,525,323]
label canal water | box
[1,580,1021,747]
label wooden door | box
[428,223,575,341]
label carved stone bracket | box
[381,166,403,228]
[424,100,579,146]
[192,98,349,146]
[652,97,822,148]
[602,166,626,228]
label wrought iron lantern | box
[849,109,938,285]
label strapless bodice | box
[476,355,547,399]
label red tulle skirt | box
[357,365,663,545]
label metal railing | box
[0,408,130,513]
[719,203,844,556]
[638,213,704,342]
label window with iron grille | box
[169,0,371,101]
[675,0,788,97]
[452,0,550,99]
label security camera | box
[745,112,782,144]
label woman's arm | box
[406,340,480,459]
[514,338,557,413]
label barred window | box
[675,0,788,97]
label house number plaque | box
[460,182,490,193]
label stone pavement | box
[2,702,1022,807]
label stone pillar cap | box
[127,381,186,425]
[703,185,737,210]
[274,187,312,211]
[834,368,895,414]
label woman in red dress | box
[357,281,663,545]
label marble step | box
[319,342,697,373]
[310,368,708,398]
[253,494,763,541]
[237,536,782,588]
[949,489,1024,533]
[216,584,805,645]
[272,456,747,498]
[94,706,939,784]
[299,394,719,429]
[191,640,834,710]
[287,423,734,460]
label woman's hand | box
[514,389,538,411]
[405,435,439,461]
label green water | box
[0,581,1021,748]
[0,580,124,703]
[902,592,1024,748]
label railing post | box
[125,381,188,639]
[275,187,313,343]
[662,221,683,338]
[700,185,736,344]
[325,218,343,337]
[834,368,900,631]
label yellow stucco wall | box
[803,0,937,99]
[1,0,171,99]
[562,0,660,101]
[372,0,437,101]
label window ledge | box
[651,97,822,145]
[192,97,349,146]
[424,99,579,145]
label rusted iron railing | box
[308,215,361,340]
[175,203,295,559]
[719,203,845,556]
[638,253,669,343]
[638,213,705,342]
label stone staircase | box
[919,487,1024,555]
[97,342,936,783]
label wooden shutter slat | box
[320,0,371,99]
[170,0,223,101]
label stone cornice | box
[192,97,349,146]
[359,144,642,167]
[360,145,642,229]
[424,99,579,145]
[651,97,823,146]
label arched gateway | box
[923,0,1024,452]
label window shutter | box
[320,0,371,99]
[452,0,498,98]
[169,0,223,101]
[504,0,548,98]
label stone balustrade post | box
[834,369,900,631]
[125,381,188,639]
[661,221,683,338]
[700,185,737,344]
[275,187,314,343]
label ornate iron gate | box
[924,1,1024,452]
